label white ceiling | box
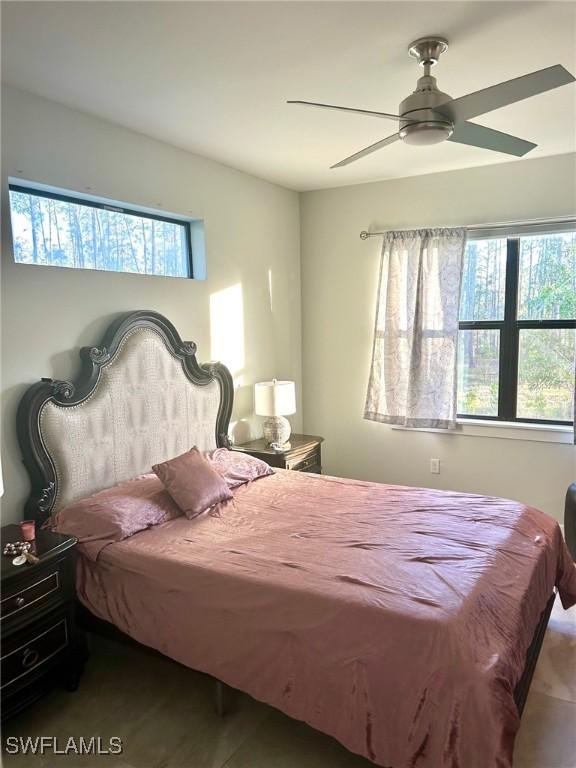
[2,1,575,191]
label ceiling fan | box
[288,37,575,168]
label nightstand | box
[1,524,86,720]
[232,434,323,473]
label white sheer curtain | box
[364,228,467,429]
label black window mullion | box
[498,238,520,420]
[458,321,503,331]
[517,319,576,330]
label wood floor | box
[3,599,575,768]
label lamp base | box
[262,415,291,448]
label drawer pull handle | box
[15,597,26,608]
[22,648,40,669]
[296,457,314,470]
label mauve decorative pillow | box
[206,448,274,489]
[153,447,233,519]
[52,474,182,561]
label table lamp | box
[254,379,296,448]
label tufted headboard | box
[17,311,233,523]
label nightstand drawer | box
[1,526,83,720]
[287,449,320,472]
[299,463,321,474]
[1,618,68,690]
[0,570,60,622]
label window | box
[9,184,193,278]
[457,229,576,425]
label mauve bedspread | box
[76,470,576,768]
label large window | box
[457,229,576,425]
[9,185,193,278]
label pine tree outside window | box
[9,185,194,279]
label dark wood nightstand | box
[1,524,86,720]
[232,434,323,473]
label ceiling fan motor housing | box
[399,74,454,145]
[400,38,454,145]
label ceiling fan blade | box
[448,121,536,156]
[287,100,412,123]
[331,133,401,168]
[436,65,575,124]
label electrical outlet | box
[430,458,440,474]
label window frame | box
[458,234,576,426]
[8,183,194,279]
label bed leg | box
[215,680,227,716]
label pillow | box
[153,447,233,519]
[207,447,274,489]
[52,474,182,561]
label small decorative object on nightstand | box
[1,524,86,720]
[254,379,296,449]
[232,434,323,474]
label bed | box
[17,310,576,768]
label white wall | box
[1,85,302,523]
[301,154,576,521]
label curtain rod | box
[359,216,576,240]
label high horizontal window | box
[9,185,193,278]
[457,229,576,425]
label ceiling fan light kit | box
[288,35,575,167]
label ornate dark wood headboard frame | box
[17,310,233,524]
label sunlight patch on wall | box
[268,268,274,312]
[210,283,245,386]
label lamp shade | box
[254,380,296,417]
